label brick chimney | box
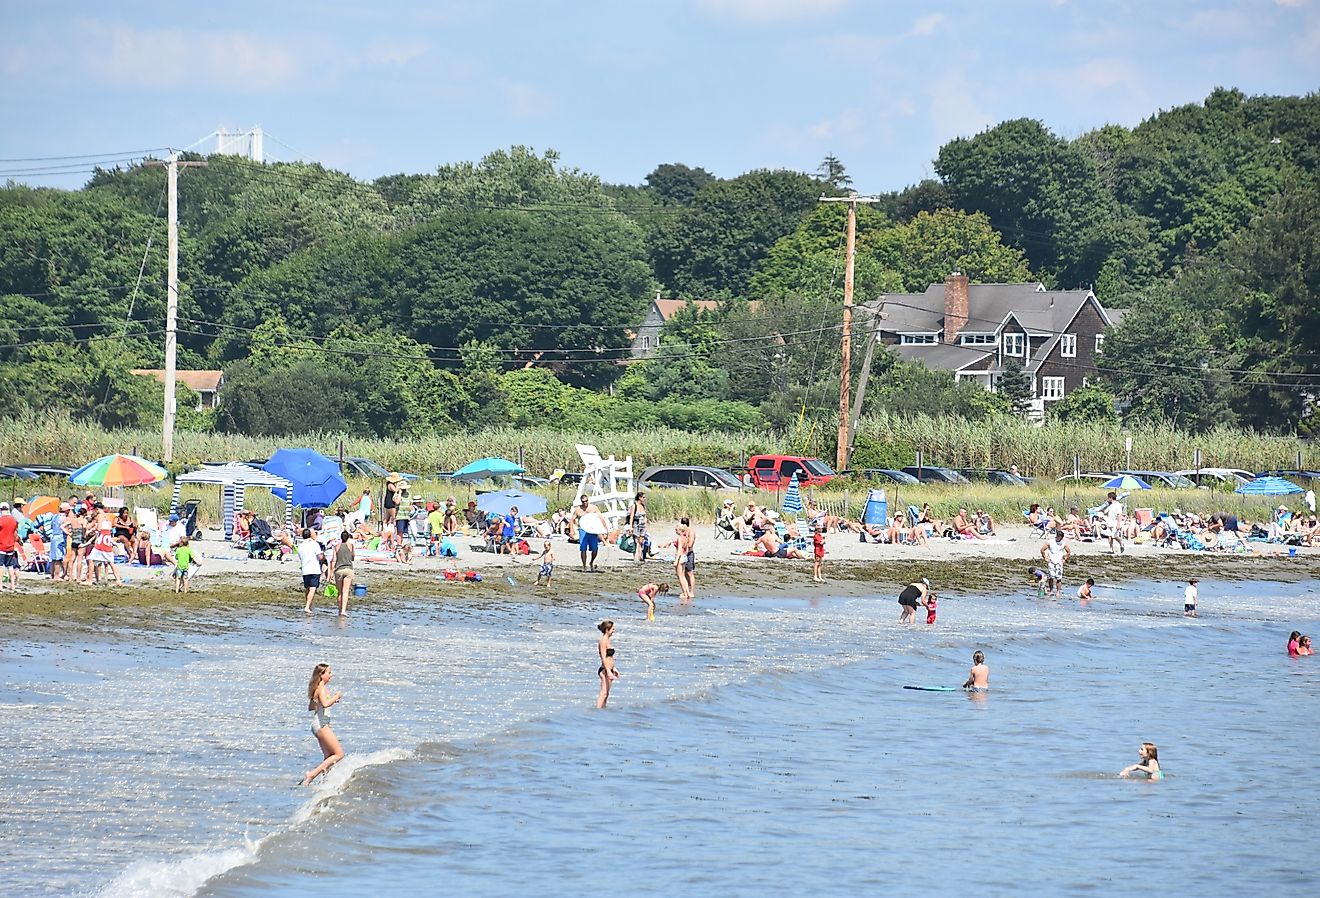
[943,271,969,344]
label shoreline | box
[2,523,1315,625]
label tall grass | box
[0,411,1309,483]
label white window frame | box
[900,333,938,345]
[640,335,653,350]
[960,334,997,346]
[1003,333,1025,357]
[1082,376,1090,388]
[1042,376,1065,400]
[1094,333,1105,354]
[1060,334,1076,357]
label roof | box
[175,463,291,489]
[894,343,992,372]
[131,369,224,392]
[1107,307,1128,328]
[864,283,1098,336]
[654,299,719,321]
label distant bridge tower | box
[212,127,265,162]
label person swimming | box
[1119,742,1163,780]
[962,650,989,692]
[1289,631,1302,657]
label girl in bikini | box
[596,620,619,708]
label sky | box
[2,0,1319,192]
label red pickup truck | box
[746,455,838,489]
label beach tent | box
[862,488,888,526]
[173,463,294,539]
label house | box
[130,369,224,410]
[861,273,1119,418]
[630,294,720,357]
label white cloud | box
[910,12,948,36]
[87,22,303,92]
[693,0,848,23]
[927,71,993,145]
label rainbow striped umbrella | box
[69,454,169,487]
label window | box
[1042,377,1065,400]
[960,334,997,346]
[1095,333,1105,354]
[1082,376,1090,388]
[640,335,653,350]
[900,333,937,345]
[1060,334,1076,357]
[1003,333,1025,356]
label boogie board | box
[579,512,609,535]
[903,685,958,692]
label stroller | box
[179,499,203,540]
[247,518,279,560]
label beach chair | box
[23,533,49,573]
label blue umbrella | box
[452,457,525,483]
[782,472,803,515]
[263,448,347,509]
[1102,474,1152,490]
[476,489,547,517]
[1234,475,1303,496]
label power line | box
[0,148,169,163]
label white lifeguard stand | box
[573,444,634,530]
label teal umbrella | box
[452,457,525,483]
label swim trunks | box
[579,531,600,553]
[1184,603,1196,613]
[539,562,554,578]
[683,549,696,571]
[303,573,322,589]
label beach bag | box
[323,583,339,599]
[517,539,531,555]
[443,569,460,581]
[438,537,458,557]
[618,534,637,554]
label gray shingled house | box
[861,273,1123,419]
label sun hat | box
[169,513,180,522]
[921,577,929,586]
[0,502,8,510]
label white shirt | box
[1306,490,1316,514]
[1104,500,1124,530]
[165,522,187,547]
[1045,539,1068,565]
[296,538,324,576]
[1184,584,1198,605]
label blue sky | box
[3,0,1318,191]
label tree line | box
[1,87,1317,441]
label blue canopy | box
[476,489,547,517]
[1234,475,1303,496]
[452,457,525,483]
[263,448,347,509]
[1103,474,1152,490]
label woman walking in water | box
[596,620,619,708]
[302,663,344,786]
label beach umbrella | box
[1234,475,1303,496]
[476,489,547,517]
[25,495,60,517]
[69,454,168,487]
[452,457,526,483]
[782,472,803,515]
[1102,474,1152,490]
[263,448,347,509]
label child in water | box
[1077,578,1094,601]
[924,592,937,625]
[1119,742,1163,780]
[1028,566,1047,597]
[1300,635,1314,656]
[811,525,826,583]
[962,650,989,691]
[637,582,669,621]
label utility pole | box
[846,306,885,458]
[819,191,880,471]
[147,152,206,462]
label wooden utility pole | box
[846,306,885,458]
[147,152,206,462]
[819,191,880,471]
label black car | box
[0,465,38,481]
[958,468,1028,486]
[855,468,921,485]
[901,465,971,484]
[18,464,74,479]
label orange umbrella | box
[26,495,60,517]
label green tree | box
[869,209,1032,292]
[749,203,897,302]
[996,359,1033,416]
[1048,383,1119,423]
[817,154,852,190]
[644,163,717,205]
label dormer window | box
[1003,333,1025,356]
[959,334,997,346]
[900,334,938,345]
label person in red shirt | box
[0,502,20,591]
[811,526,826,583]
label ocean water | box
[2,577,1318,897]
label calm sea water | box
[2,576,1318,897]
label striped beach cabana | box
[172,463,294,539]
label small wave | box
[97,747,413,898]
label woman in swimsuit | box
[1119,742,1163,781]
[898,578,928,624]
[596,620,619,708]
[302,662,345,786]
[638,583,669,621]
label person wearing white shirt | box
[1101,491,1125,555]
[1306,489,1316,515]
[1183,578,1198,617]
[297,529,327,613]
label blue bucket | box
[353,584,367,597]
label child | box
[1078,578,1095,601]
[924,591,937,626]
[1028,566,1047,597]
[637,582,670,621]
[535,540,556,590]
[811,526,826,583]
[962,650,988,691]
[172,537,200,593]
[1119,742,1163,780]
[1184,578,1198,617]
[1299,635,1314,656]
[1288,630,1301,657]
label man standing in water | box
[1184,578,1198,617]
[1039,530,1072,599]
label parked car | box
[513,474,551,488]
[855,468,921,485]
[1173,468,1254,488]
[639,465,743,491]
[1115,469,1196,489]
[901,465,970,484]
[958,468,1029,486]
[746,455,837,489]
[343,456,418,482]
[1055,472,1118,484]
[0,465,38,481]
[17,464,74,479]
[1255,469,1320,484]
